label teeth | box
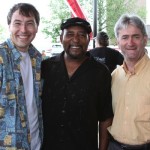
[19,35,28,39]
[71,46,80,48]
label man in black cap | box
[41,17,113,150]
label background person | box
[41,17,113,150]
[108,14,150,150]
[0,3,43,150]
[90,31,124,73]
[41,50,49,60]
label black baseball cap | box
[60,17,92,34]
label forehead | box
[64,25,88,33]
[118,24,142,36]
[11,10,35,21]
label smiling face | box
[9,10,38,52]
[60,26,90,60]
[117,24,148,63]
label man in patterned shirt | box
[0,3,43,150]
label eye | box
[78,32,86,37]
[66,32,74,37]
[26,22,35,28]
[134,35,140,39]
[13,22,21,27]
[121,36,128,40]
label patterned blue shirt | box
[0,39,43,150]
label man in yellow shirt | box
[108,14,150,150]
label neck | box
[64,54,88,78]
[64,53,87,63]
[125,61,136,73]
[16,46,29,52]
[125,52,145,72]
[125,54,144,73]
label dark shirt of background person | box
[89,31,124,73]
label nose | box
[128,37,135,46]
[72,34,80,43]
[20,24,27,32]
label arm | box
[99,117,113,150]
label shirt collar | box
[123,53,149,75]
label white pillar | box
[146,0,150,24]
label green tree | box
[42,0,146,44]
[41,0,71,42]
[41,0,93,42]
[105,0,146,44]
[0,24,6,42]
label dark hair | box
[96,31,109,47]
[7,3,40,26]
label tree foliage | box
[41,0,94,42]
[42,0,146,44]
[41,0,71,42]
[0,25,6,42]
[105,0,146,43]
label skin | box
[61,26,112,150]
[117,24,148,71]
[9,10,38,52]
[60,26,90,61]
[60,26,90,77]
[95,39,100,47]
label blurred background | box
[0,0,150,57]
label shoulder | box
[41,55,62,71]
[28,44,42,57]
[0,42,10,60]
[107,47,123,59]
[42,55,60,66]
[89,55,111,75]
[89,47,105,53]
[41,55,61,78]
[0,41,9,51]
[111,65,123,76]
[107,47,122,55]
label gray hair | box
[114,14,147,38]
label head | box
[95,31,109,47]
[8,3,40,52]
[60,17,92,60]
[114,14,148,63]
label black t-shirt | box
[89,47,124,73]
[41,52,113,150]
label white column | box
[146,0,150,24]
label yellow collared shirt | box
[108,53,150,145]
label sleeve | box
[0,55,3,92]
[41,59,49,79]
[98,67,114,122]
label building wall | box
[146,0,150,24]
[137,0,146,6]
[137,0,150,38]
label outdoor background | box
[0,0,150,54]
[0,0,51,51]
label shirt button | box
[61,110,66,114]
[60,124,64,127]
